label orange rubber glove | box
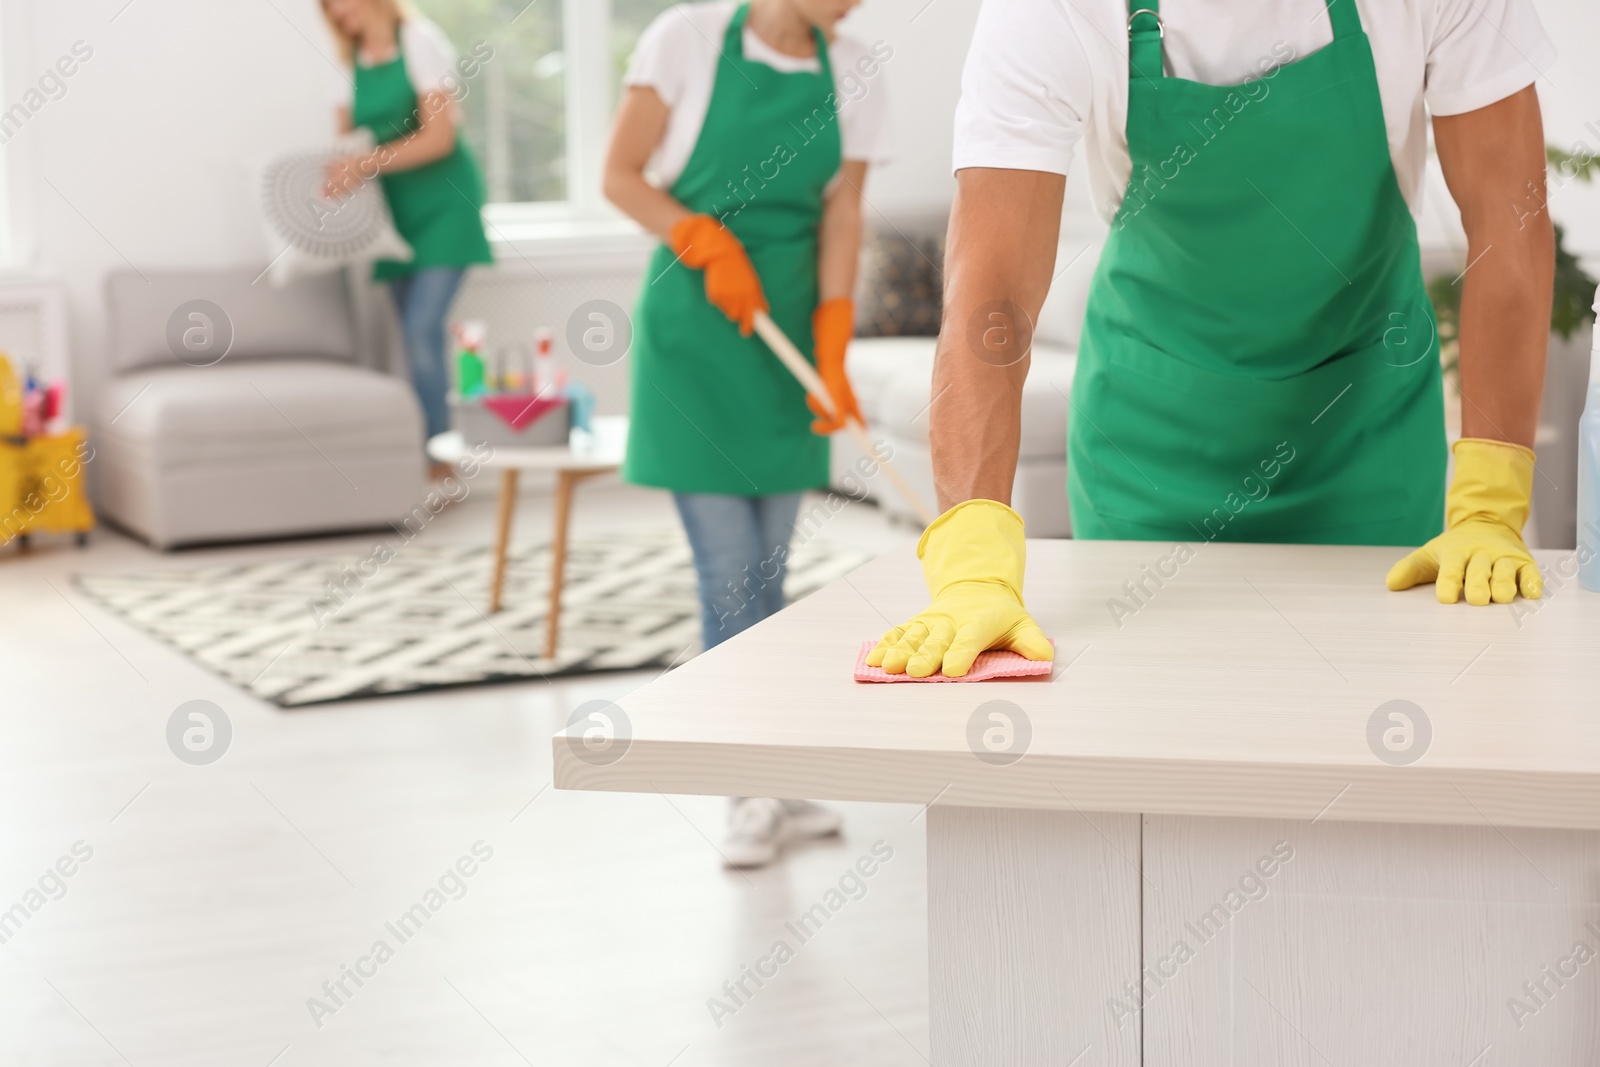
[807,297,863,435]
[1386,438,1543,605]
[669,215,767,336]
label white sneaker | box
[721,798,844,869]
[722,797,786,869]
[779,798,844,839]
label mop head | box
[852,639,1055,683]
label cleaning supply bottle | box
[454,320,487,397]
[501,343,530,393]
[457,346,485,397]
[566,379,595,433]
[20,367,46,437]
[533,327,555,397]
[1578,284,1600,590]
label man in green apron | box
[870,0,1555,677]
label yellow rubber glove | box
[867,499,1055,678]
[1386,438,1542,606]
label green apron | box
[1068,0,1446,545]
[351,38,494,282]
[623,3,840,495]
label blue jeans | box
[674,491,804,651]
[389,267,468,441]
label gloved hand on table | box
[867,499,1055,678]
[807,297,863,436]
[1386,437,1542,605]
[669,214,767,336]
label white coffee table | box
[428,416,627,658]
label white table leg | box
[928,806,1143,1067]
[1141,815,1600,1065]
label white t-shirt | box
[954,0,1556,222]
[625,1,892,187]
[329,17,460,106]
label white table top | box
[427,415,627,472]
[555,540,1600,830]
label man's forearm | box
[1435,86,1553,448]
[930,169,1066,509]
[1456,219,1553,447]
[930,285,1030,507]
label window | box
[410,0,566,204]
[412,0,676,222]
[610,0,675,83]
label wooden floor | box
[0,478,929,1067]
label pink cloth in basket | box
[482,394,566,431]
[853,639,1055,683]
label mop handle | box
[751,310,936,525]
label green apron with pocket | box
[1068,0,1446,545]
[351,38,493,282]
[623,3,840,495]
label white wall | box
[2,0,341,418]
[838,0,982,225]
[1530,0,1600,259]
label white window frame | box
[483,0,636,243]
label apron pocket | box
[1070,337,1445,544]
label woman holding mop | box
[604,0,888,867]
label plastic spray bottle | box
[455,320,487,397]
[1578,284,1600,591]
[533,327,555,397]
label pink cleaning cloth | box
[482,394,566,431]
[853,639,1056,683]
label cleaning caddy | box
[0,354,94,549]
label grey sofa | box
[96,269,425,548]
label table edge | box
[552,736,1600,831]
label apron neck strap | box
[724,3,833,78]
[726,3,750,56]
[1127,4,1164,82]
[1125,0,1362,84]
[812,26,833,81]
[1323,0,1363,40]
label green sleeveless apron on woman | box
[1068,0,1445,545]
[352,40,493,282]
[624,3,841,495]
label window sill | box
[483,213,657,275]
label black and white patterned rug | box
[75,531,873,707]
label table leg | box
[545,469,579,660]
[489,468,519,614]
[1142,814,1600,1065]
[928,806,1142,1067]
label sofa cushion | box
[1035,231,1105,349]
[842,336,935,426]
[855,230,944,337]
[96,361,421,470]
[1017,343,1077,458]
[847,337,1075,461]
[106,268,358,373]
